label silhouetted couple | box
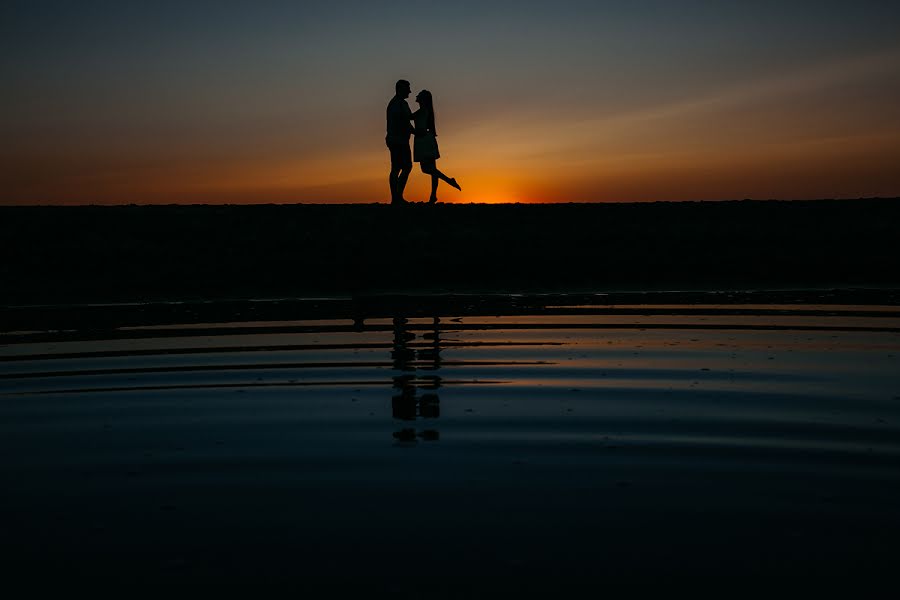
[387,79,461,204]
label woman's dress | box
[413,109,440,162]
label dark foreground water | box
[2,297,900,593]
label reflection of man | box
[386,79,414,204]
[391,315,441,442]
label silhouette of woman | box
[413,90,461,204]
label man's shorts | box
[388,143,412,170]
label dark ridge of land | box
[2,199,899,305]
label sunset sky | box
[3,1,900,204]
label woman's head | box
[415,89,433,108]
[415,90,436,135]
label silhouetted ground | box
[2,199,899,305]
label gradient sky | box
[3,0,900,204]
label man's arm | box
[406,103,415,134]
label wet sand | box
[2,293,900,592]
[3,199,900,304]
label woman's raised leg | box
[422,161,461,203]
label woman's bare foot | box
[429,196,438,204]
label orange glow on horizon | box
[5,47,900,206]
[5,7,900,206]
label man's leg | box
[392,144,413,204]
[389,144,411,204]
[396,167,411,202]
[389,168,400,202]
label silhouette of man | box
[386,79,415,204]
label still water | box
[2,300,899,591]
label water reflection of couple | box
[387,79,461,205]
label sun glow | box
[401,169,527,204]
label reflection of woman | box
[413,90,461,204]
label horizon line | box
[2,197,899,208]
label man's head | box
[395,79,411,99]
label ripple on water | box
[1,304,900,584]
